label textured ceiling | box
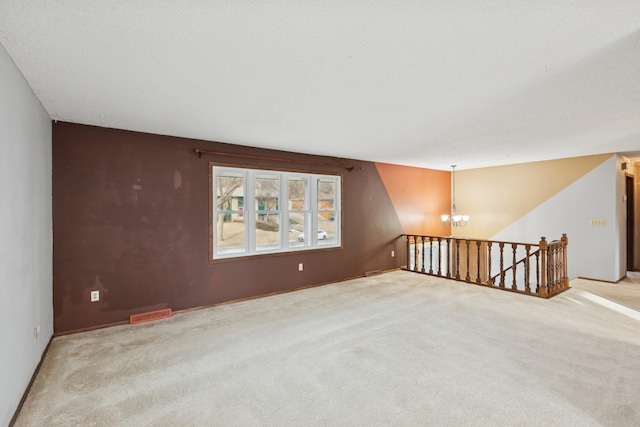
[1,1,639,170]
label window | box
[212,166,341,259]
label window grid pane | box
[317,180,335,211]
[256,175,279,213]
[215,212,246,254]
[288,212,309,247]
[217,175,244,209]
[317,211,338,245]
[288,177,308,211]
[212,167,340,259]
[256,213,281,251]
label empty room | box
[2,2,640,426]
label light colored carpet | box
[571,273,640,313]
[15,271,640,426]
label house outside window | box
[211,165,341,260]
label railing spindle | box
[429,237,433,274]
[524,245,531,293]
[552,244,556,289]
[413,236,418,271]
[511,243,518,290]
[435,237,441,276]
[420,236,425,273]
[539,237,548,297]
[499,243,505,288]
[476,240,482,284]
[535,251,540,293]
[455,239,460,280]
[557,245,561,288]
[465,240,471,282]
[487,242,493,285]
[446,238,451,278]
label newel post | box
[539,237,548,297]
[561,234,569,290]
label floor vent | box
[130,308,172,324]
[364,270,382,277]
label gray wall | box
[0,43,52,426]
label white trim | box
[212,166,341,259]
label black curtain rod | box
[193,148,361,172]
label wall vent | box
[364,270,382,277]
[130,308,172,324]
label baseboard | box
[54,267,403,336]
[178,268,402,315]
[577,276,618,284]
[9,336,53,427]
[54,319,129,336]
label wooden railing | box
[402,234,569,298]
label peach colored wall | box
[375,162,450,236]
[452,154,612,239]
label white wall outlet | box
[391,250,395,257]
[33,327,38,343]
[90,290,100,302]
[298,263,304,272]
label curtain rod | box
[193,148,361,172]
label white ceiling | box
[1,1,639,170]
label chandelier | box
[441,165,469,227]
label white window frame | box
[211,165,341,260]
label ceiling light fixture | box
[441,165,469,227]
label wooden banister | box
[402,234,569,299]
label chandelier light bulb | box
[441,165,469,228]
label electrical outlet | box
[391,250,395,257]
[91,290,100,302]
[298,263,304,272]
[33,327,38,343]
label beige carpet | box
[15,271,640,426]
[571,272,640,313]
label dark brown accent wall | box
[53,122,408,333]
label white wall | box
[0,44,52,426]
[490,155,620,282]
